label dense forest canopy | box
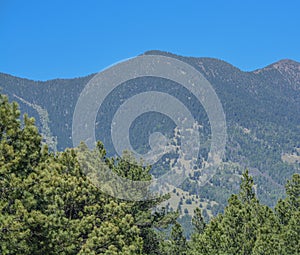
[0,94,299,254]
[1,53,299,216]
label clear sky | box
[1,0,299,81]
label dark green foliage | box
[160,222,188,255]
[274,174,300,254]
[189,170,300,255]
[0,79,300,254]
[0,95,175,255]
[1,52,299,211]
[192,208,206,235]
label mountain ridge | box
[1,51,300,82]
[0,51,299,213]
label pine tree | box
[192,208,206,235]
[275,174,300,254]
[0,95,144,254]
[169,222,188,255]
[189,170,281,255]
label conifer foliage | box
[0,94,299,255]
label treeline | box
[0,94,299,255]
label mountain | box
[0,51,299,220]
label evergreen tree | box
[1,94,300,255]
[168,222,188,255]
[192,208,206,235]
[275,173,300,254]
[190,170,281,255]
[0,95,143,254]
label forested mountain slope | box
[1,51,299,214]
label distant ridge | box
[1,51,299,81]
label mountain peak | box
[269,59,300,86]
[271,58,300,69]
[253,59,300,88]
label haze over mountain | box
[1,51,299,222]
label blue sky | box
[1,0,299,80]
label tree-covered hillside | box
[0,51,299,214]
[1,94,299,254]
